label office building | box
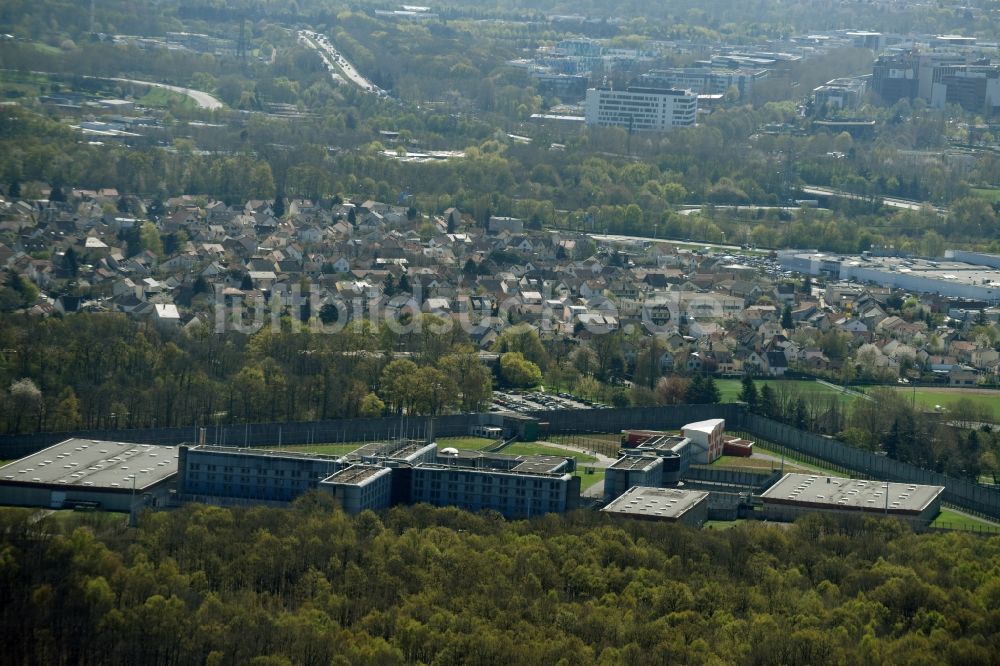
[846,31,885,51]
[585,87,697,131]
[532,73,589,101]
[638,68,767,99]
[602,486,709,527]
[759,473,944,525]
[0,439,178,512]
[872,51,968,104]
[813,77,868,110]
[931,65,1000,113]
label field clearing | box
[551,433,622,445]
[713,454,814,474]
[139,86,198,109]
[895,387,1000,421]
[971,187,1000,203]
[716,379,857,405]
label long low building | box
[177,442,580,519]
[759,473,944,525]
[778,251,1000,302]
[602,486,709,527]
[0,439,178,512]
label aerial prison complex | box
[0,416,945,527]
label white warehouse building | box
[778,251,1000,303]
[585,87,697,131]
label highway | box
[588,232,744,252]
[108,78,224,110]
[299,29,384,95]
[0,69,224,110]
[799,185,949,215]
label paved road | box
[678,205,802,216]
[589,232,745,252]
[0,69,224,110]
[536,440,617,467]
[108,78,224,110]
[299,30,383,95]
[800,185,949,215]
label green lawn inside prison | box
[930,508,1000,532]
[502,443,598,465]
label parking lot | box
[491,390,606,414]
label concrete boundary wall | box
[2,402,999,518]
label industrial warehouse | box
[602,486,710,527]
[760,473,944,526]
[0,439,178,512]
[778,249,1000,302]
[0,419,948,528]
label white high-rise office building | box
[584,86,697,131]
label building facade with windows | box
[638,68,767,98]
[585,87,697,131]
[318,464,393,514]
[178,446,344,503]
[177,443,581,519]
[409,464,580,519]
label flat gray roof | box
[610,455,662,471]
[760,473,944,514]
[602,486,709,519]
[321,464,390,486]
[0,439,178,491]
[192,445,342,462]
[512,460,565,474]
[436,450,569,473]
[414,463,571,481]
[347,440,433,461]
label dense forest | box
[0,500,997,665]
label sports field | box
[894,387,1000,421]
[716,378,858,405]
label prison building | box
[341,439,437,466]
[409,464,580,519]
[602,486,710,527]
[318,464,393,515]
[636,434,692,484]
[683,418,726,464]
[603,454,663,503]
[759,473,944,526]
[0,439,178,512]
[178,445,344,504]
